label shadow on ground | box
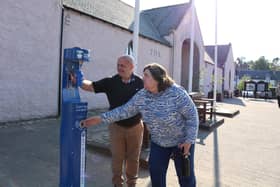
[246,98,275,103]
[220,97,246,106]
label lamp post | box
[133,0,140,72]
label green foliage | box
[236,56,280,71]
[270,57,280,71]
[237,75,250,90]
[251,56,270,70]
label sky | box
[122,0,280,62]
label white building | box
[205,44,236,96]
[0,0,235,122]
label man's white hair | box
[118,55,135,65]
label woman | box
[82,63,199,187]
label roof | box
[205,44,231,68]
[237,70,280,81]
[204,51,214,64]
[63,0,134,29]
[140,3,191,36]
[63,0,190,46]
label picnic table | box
[193,98,214,123]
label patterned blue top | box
[101,84,199,147]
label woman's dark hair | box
[143,63,174,92]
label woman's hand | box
[178,143,192,156]
[80,116,102,128]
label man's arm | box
[70,71,95,92]
[80,80,94,92]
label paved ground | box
[0,97,280,187]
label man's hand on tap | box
[70,70,84,87]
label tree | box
[236,57,246,65]
[247,60,254,69]
[271,57,280,71]
[237,75,250,91]
[251,56,270,70]
[272,57,280,64]
[236,56,280,71]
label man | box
[74,55,144,187]
[277,82,280,108]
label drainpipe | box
[58,3,64,117]
[170,30,176,78]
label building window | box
[125,41,133,55]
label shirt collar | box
[120,73,135,84]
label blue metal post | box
[60,47,90,187]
